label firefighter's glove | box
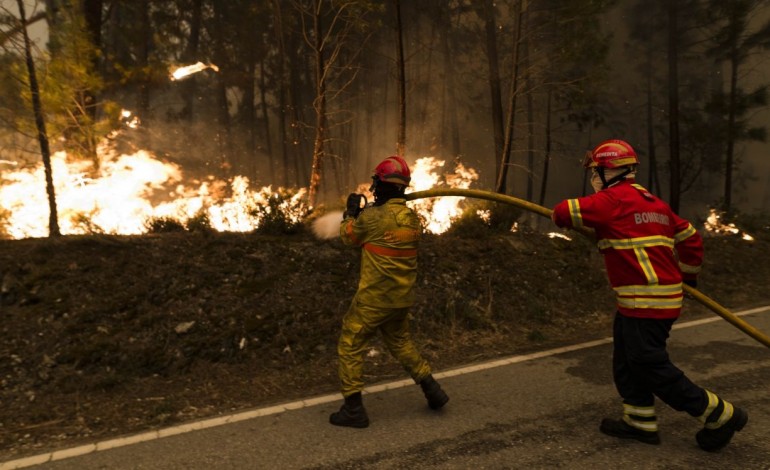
[344,193,364,219]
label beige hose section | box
[406,187,770,349]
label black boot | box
[329,392,369,428]
[600,418,661,445]
[696,407,748,452]
[420,375,449,410]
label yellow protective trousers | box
[337,297,432,397]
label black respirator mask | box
[370,176,405,205]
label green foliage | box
[4,6,121,164]
[527,329,546,342]
[540,0,618,130]
[0,54,26,124]
[145,217,186,233]
[69,212,106,235]
[443,206,492,238]
[251,189,309,235]
[485,203,523,232]
[444,201,522,237]
[185,212,213,233]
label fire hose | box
[405,187,770,349]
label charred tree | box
[136,0,152,117]
[496,0,524,195]
[271,0,291,187]
[538,89,552,207]
[82,0,102,121]
[477,0,505,187]
[16,0,60,237]
[258,59,275,183]
[645,49,660,195]
[437,5,460,158]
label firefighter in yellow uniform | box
[330,155,449,428]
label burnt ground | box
[1,221,769,461]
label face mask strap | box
[603,167,632,188]
[369,175,380,193]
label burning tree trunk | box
[308,0,327,208]
[16,0,60,237]
[394,0,406,157]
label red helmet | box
[373,155,411,185]
[583,139,639,169]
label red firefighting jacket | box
[552,180,703,319]
[340,198,421,308]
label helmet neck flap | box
[592,166,634,192]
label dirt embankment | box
[1,227,769,459]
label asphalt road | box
[4,306,770,470]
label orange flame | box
[0,151,307,239]
[0,151,481,240]
[407,157,479,234]
[704,209,754,241]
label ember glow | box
[170,61,220,81]
[121,109,141,129]
[704,209,754,241]
[548,232,572,240]
[0,150,307,239]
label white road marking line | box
[2,305,768,469]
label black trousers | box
[612,313,707,417]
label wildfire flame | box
[704,209,754,241]
[0,150,308,239]
[407,157,479,234]
[121,109,141,129]
[170,62,220,81]
[0,151,482,240]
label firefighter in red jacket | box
[330,155,449,428]
[551,139,748,451]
